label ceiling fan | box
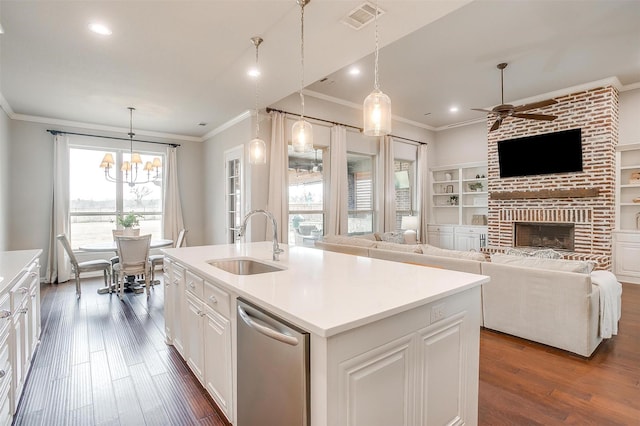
[472,62,558,132]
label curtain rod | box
[265,107,427,145]
[46,130,181,148]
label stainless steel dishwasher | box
[237,298,310,426]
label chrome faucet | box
[237,209,284,261]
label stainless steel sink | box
[207,258,285,275]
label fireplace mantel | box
[490,187,600,200]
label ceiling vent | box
[341,2,385,30]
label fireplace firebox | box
[514,222,575,251]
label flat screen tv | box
[497,128,583,178]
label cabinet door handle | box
[18,308,28,314]
[19,287,29,294]
[189,282,196,289]
[208,295,218,305]
[0,310,11,319]
[0,370,5,379]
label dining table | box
[79,238,173,294]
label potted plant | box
[449,195,459,206]
[117,212,141,235]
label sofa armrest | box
[313,241,370,256]
[481,262,601,356]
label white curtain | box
[266,112,288,243]
[417,143,429,243]
[163,147,186,245]
[46,134,71,283]
[328,125,348,235]
[382,135,396,232]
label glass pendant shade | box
[363,88,392,136]
[292,119,313,153]
[249,137,267,165]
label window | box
[394,160,415,229]
[347,153,374,234]
[288,147,324,246]
[69,146,164,249]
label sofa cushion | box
[375,241,422,253]
[490,253,592,273]
[321,235,377,248]
[420,244,487,262]
[352,233,378,241]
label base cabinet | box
[0,250,41,425]
[428,224,487,251]
[323,287,481,426]
[613,231,640,284]
[164,262,233,424]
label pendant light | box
[363,0,391,136]
[292,0,313,153]
[249,36,267,165]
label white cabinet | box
[332,289,481,426]
[164,262,234,423]
[454,226,487,252]
[614,144,640,283]
[0,250,41,424]
[613,232,640,284]
[427,225,454,250]
[428,224,487,251]
[431,162,487,227]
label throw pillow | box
[530,249,563,259]
[490,253,591,273]
[352,233,378,241]
[504,247,528,257]
[420,244,487,262]
[375,241,422,253]
[380,232,406,244]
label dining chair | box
[149,229,188,285]
[56,234,111,297]
[113,234,152,300]
[110,228,141,284]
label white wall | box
[432,122,487,167]
[7,119,206,263]
[204,114,270,245]
[0,108,10,251]
[620,88,640,144]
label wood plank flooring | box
[14,276,226,426]
[13,277,640,425]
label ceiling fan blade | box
[489,119,501,132]
[514,99,557,112]
[512,113,557,121]
[471,108,496,114]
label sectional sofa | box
[314,235,621,357]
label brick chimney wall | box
[486,86,619,269]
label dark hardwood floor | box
[13,277,640,425]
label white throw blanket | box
[590,271,623,339]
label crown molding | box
[203,110,252,140]
[11,113,203,142]
[0,92,14,117]
[621,81,640,92]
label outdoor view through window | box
[69,147,164,249]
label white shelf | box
[434,205,459,208]
[620,203,640,207]
[434,193,460,196]
[462,204,487,208]
[462,191,488,195]
[431,162,487,226]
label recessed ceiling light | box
[0,24,4,35]
[89,23,112,36]
[247,68,261,78]
[449,106,459,113]
[348,67,360,76]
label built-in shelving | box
[430,162,488,226]
[614,143,640,284]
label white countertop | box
[0,249,42,293]
[163,242,489,337]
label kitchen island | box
[162,242,489,426]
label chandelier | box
[99,107,162,187]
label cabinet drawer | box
[0,368,10,426]
[203,281,230,318]
[186,271,204,299]
[427,225,453,234]
[0,295,10,341]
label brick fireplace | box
[486,86,619,270]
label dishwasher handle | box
[237,305,299,346]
